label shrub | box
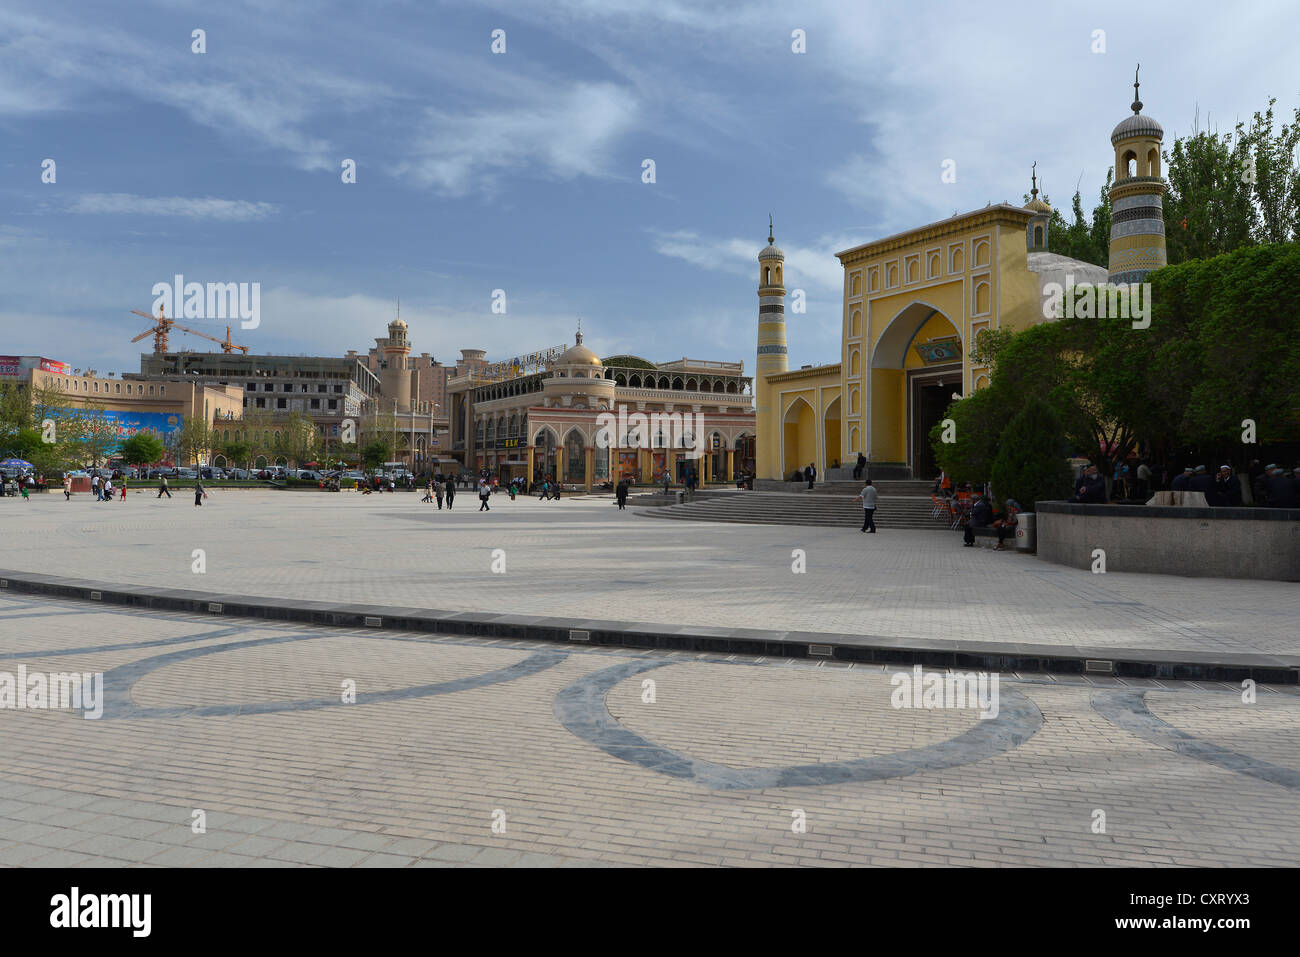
[989,397,1073,510]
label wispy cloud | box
[651,229,844,293]
[397,82,639,195]
[64,194,278,221]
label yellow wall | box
[870,369,905,461]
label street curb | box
[0,568,1295,685]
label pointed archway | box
[782,397,816,478]
[823,396,842,469]
[868,301,962,476]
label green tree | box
[223,440,251,471]
[1244,98,1300,244]
[989,398,1073,510]
[175,415,214,465]
[1163,115,1257,263]
[930,386,1007,485]
[119,433,166,475]
[360,439,390,472]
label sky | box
[1,0,1298,376]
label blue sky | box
[2,0,1298,375]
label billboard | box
[46,408,183,456]
[0,356,72,378]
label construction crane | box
[130,308,250,354]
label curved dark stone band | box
[97,633,567,720]
[1091,690,1300,791]
[0,625,249,660]
[555,659,1044,790]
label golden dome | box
[561,330,601,366]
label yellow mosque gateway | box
[755,78,1163,484]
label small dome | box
[758,242,784,261]
[1111,112,1163,144]
[1026,197,1051,213]
[560,330,601,367]
[389,318,407,329]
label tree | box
[1163,113,1257,263]
[223,440,251,471]
[275,412,319,467]
[175,415,214,466]
[120,433,165,475]
[61,402,120,469]
[989,398,1073,510]
[360,440,390,472]
[1244,98,1300,245]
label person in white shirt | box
[855,479,878,532]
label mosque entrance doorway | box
[908,366,959,481]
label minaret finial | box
[576,318,583,345]
[1031,161,1038,199]
[768,214,774,245]
[1131,63,1143,114]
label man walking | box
[194,479,205,507]
[91,473,101,501]
[806,463,817,490]
[478,479,491,511]
[435,481,444,509]
[855,478,877,533]
[615,479,629,510]
[158,474,171,499]
[444,476,455,509]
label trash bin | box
[1015,512,1036,552]
[675,490,685,504]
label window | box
[115,383,121,394]
[255,398,265,408]
[277,398,287,409]
[247,382,256,390]
[334,385,343,393]
[263,383,273,392]
[328,399,337,410]
[283,383,292,392]
[310,398,320,409]
[317,385,327,393]
[149,386,155,395]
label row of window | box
[245,397,339,410]
[847,238,992,297]
[54,378,163,396]
[246,382,345,393]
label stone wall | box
[1036,502,1300,581]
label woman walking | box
[194,479,205,507]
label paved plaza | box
[0,590,1297,867]
[1,491,1298,867]
[1,490,1297,658]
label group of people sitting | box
[962,495,1021,549]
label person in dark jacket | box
[1070,464,1107,503]
[1214,466,1242,507]
[1266,466,1297,508]
[853,452,866,480]
[962,494,991,546]
[615,479,629,510]
[1188,464,1219,504]
[1171,467,1193,491]
[1254,465,1276,506]
[806,463,816,490]
[444,477,456,509]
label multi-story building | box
[447,329,755,488]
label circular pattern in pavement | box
[555,659,1045,790]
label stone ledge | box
[0,567,1295,685]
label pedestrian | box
[993,500,1020,550]
[158,474,172,499]
[1188,464,1218,505]
[807,462,817,490]
[91,473,101,501]
[662,471,671,496]
[421,480,432,504]
[853,452,866,481]
[63,475,71,501]
[435,482,444,509]
[1215,465,1242,507]
[508,481,517,501]
[616,479,629,510]
[478,479,491,511]
[855,478,877,532]
[101,477,112,503]
[1136,460,1152,500]
[194,479,205,506]
[120,479,127,501]
[444,476,455,510]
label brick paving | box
[1,490,1295,656]
[0,591,1297,866]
